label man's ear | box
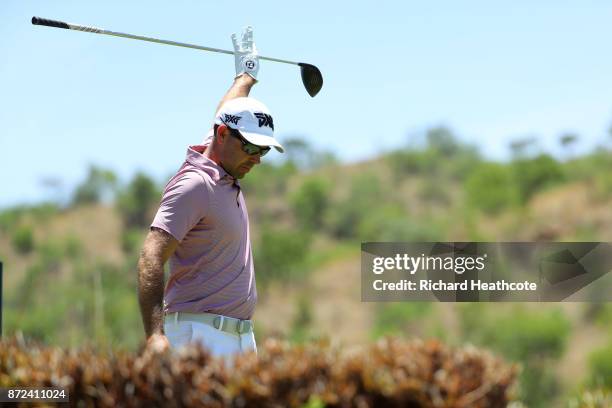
[215,124,228,146]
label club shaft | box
[42,18,300,66]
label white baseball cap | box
[212,97,284,153]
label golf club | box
[31,16,323,97]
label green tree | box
[290,177,331,230]
[426,127,461,157]
[281,137,337,170]
[12,225,34,254]
[72,165,117,206]
[460,305,571,407]
[325,173,384,239]
[509,136,537,159]
[464,162,518,214]
[116,172,159,228]
[588,342,612,389]
[513,154,565,203]
[254,225,312,286]
[559,132,578,160]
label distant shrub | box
[290,176,331,231]
[372,303,431,339]
[588,343,612,389]
[462,306,571,361]
[388,149,437,177]
[0,204,59,234]
[426,127,462,157]
[460,305,571,407]
[325,173,386,239]
[357,205,444,241]
[12,225,34,254]
[465,162,518,214]
[0,208,23,233]
[16,263,43,309]
[116,172,159,229]
[444,147,482,182]
[38,241,65,274]
[281,137,338,170]
[28,202,60,222]
[513,154,565,203]
[72,165,117,206]
[567,388,611,408]
[241,161,297,197]
[121,228,144,255]
[418,179,450,204]
[254,226,312,286]
[64,235,83,259]
[290,295,314,343]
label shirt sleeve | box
[151,171,210,242]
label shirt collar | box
[185,145,240,186]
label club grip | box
[32,16,70,29]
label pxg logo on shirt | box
[224,114,241,125]
[254,112,274,130]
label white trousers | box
[164,316,257,359]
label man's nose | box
[249,154,261,164]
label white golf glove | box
[232,26,259,80]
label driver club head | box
[298,63,323,97]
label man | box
[137,26,283,357]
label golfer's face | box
[222,129,262,179]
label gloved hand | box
[232,26,259,80]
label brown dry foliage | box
[0,336,517,407]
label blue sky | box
[2,1,611,207]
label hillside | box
[2,137,612,406]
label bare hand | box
[145,333,171,353]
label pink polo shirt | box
[152,145,256,320]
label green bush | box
[64,235,83,259]
[0,204,59,234]
[12,225,35,254]
[254,225,312,286]
[426,127,462,157]
[290,295,314,343]
[16,263,43,308]
[38,241,65,274]
[290,176,331,231]
[521,365,561,408]
[325,173,386,239]
[567,388,611,408]
[0,207,23,233]
[418,178,450,204]
[462,306,571,361]
[280,137,338,170]
[357,204,444,241]
[444,148,482,182]
[72,165,117,206]
[513,154,565,203]
[116,172,159,228]
[465,162,518,214]
[588,342,612,389]
[460,305,571,407]
[121,228,145,255]
[371,303,431,339]
[388,149,438,178]
[241,161,297,197]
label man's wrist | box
[235,73,257,85]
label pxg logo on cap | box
[214,97,284,153]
